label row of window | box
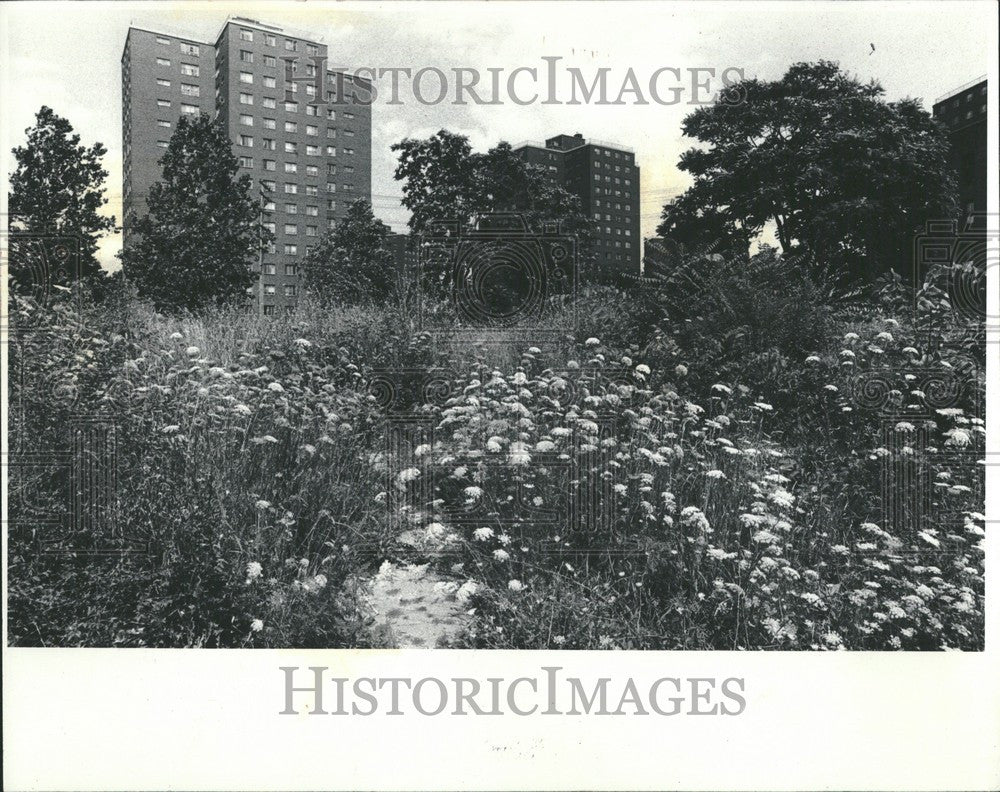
[257,179,356,195]
[236,27,320,56]
[156,58,200,76]
[594,213,633,223]
[593,174,633,186]
[154,36,202,57]
[263,284,298,296]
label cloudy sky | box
[1,0,995,270]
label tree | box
[391,131,599,282]
[120,115,269,313]
[658,61,957,282]
[302,200,394,304]
[8,106,117,285]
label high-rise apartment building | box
[122,17,372,314]
[514,133,640,282]
[932,77,988,225]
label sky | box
[1,0,995,270]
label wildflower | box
[413,443,432,457]
[876,332,894,344]
[752,402,773,411]
[233,404,252,416]
[674,364,688,377]
[185,346,200,357]
[527,346,542,355]
[254,499,271,510]
[844,332,859,342]
[246,561,263,582]
[706,469,726,480]
[944,428,971,447]
[553,635,567,645]
[894,421,916,432]
[824,384,838,392]
[397,467,421,484]
[169,332,183,340]
[585,337,600,347]
[464,486,484,500]
[680,506,711,533]
[635,363,651,376]
[162,425,180,434]
[311,574,328,590]
[493,549,510,562]
[473,527,494,542]
[805,355,821,363]
[250,619,264,633]
[486,436,504,453]
[456,580,479,604]
[753,529,780,544]
[293,338,311,348]
[712,383,732,396]
[535,440,556,452]
[268,382,285,393]
[614,483,628,495]
[508,442,531,466]
[507,579,524,592]
[451,466,468,478]
[769,487,795,509]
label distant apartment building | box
[514,133,640,282]
[122,17,372,314]
[932,77,987,225]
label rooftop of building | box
[933,75,987,106]
[511,133,634,155]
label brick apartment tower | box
[932,77,988,225]
[514,133,640,282]
[122,17,372,314]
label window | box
[265,34,276,47]
[283,203,297,214]
[157,119,171,128]
[240,114,253,126]
[157,140,169,148]
[305,105,318,116]
[263,75,276,88]
[181,104,199,114]
[285,141,297,153]
[306,44,319,56]
[264,200,275,212]
[240,50,253,63]
[306,124,318,136]
[263,263,276,275]
[306,226,317,237]
[343,147,354,155]
[181,63,199,76]
[240,71,253,84]
[264,54,277,66]
[327,108,336,119]
[305,205,318,216]
[284,243,298,254]
[264,284,276,295]
[305,84,316,98]
[305,185,318,196]
[263,305,276,316]
[344,129,355,137]
[284,162,298,173]
[344,165,355,174]
[156,37,171,45]
[284,101,298,113]
[328,218,337,229]
[285,264,298,276]
[262,180,276,192]
[240,28,253,42]
[262,139,276,150]
[157,98,171,107]
[284,223,298,234]
[239,156,253,168]
[156,77,171,87]
[239,135,253,147]
[327,164,337,176]
[326,146,337,156]
[306,145,319,156]
[239,92,253,105]
[284,39,297,51]
[264,222,276,234]
[326,128,337,139]
[262,96,277,108]
[327,185,336,195]
[284,183,298,194]
[284,284,297,297]
[344,111,355,119]
[264,159,276,171]
[182,83,200,96]
[156,57,171,66]
[263,117,276,129]
[305,165,318,176]
[181,43,200,56]
[284,121,297,133]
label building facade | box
[932,78,988,225]
[122,17,372,314]
[514,133,640,282]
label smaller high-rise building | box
[514,133,640,282]
[933,77,987,225]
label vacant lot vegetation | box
[7,255,985,649]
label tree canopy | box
[120,115,270,313]
[658,61,957,282]
[8,106,117,285]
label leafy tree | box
[391,131,599,282]
[302,199,394,304]
[658,61,957,282]
[120,115,270,313]
[8,106,117,285]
